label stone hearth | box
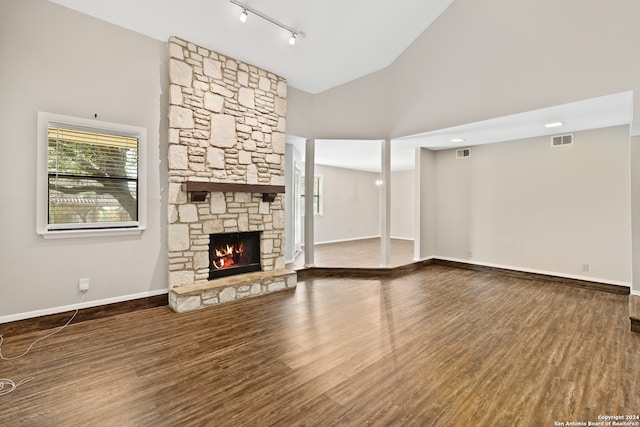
[169,270,296,312]
[166,36,294,312]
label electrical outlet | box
[582,264,589,272]
[78,278,90,293]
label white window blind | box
[37,112,147,237]
[47,125,139,229]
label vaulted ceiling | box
[48,0,634,172]
[48,0,454,94]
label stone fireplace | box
[166,37,296,313]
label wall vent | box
[551,134,574,147]
[456,148,471,158]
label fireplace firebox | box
[209,231,261,280]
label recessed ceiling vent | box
[456,148,470,158]
[551,134,574,147]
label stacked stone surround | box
[167,36,293,311]
[169,270,297,313]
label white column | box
[413,147,435,261]
[304,138,315,267]
[380,139,391,267]
[414,147,422,262]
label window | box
[300,175,322,215]
[37,112,146,238]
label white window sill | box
[38,227,146,239]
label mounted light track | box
[229,0,301,46]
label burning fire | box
[212,243,244,269]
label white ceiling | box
[300,91,633,172]
[48,0,454,94]
[388,91,634,171]
[49,1,634,173]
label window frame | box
[300,174,323,216]
[37,112,147,239]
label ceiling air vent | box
[456,148,471,158]
[551,134,574,147]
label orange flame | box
[212,243,244,270]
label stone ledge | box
[169,270,296,313]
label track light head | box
[289,33,297,45]
[240,9,248,23]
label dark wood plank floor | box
[287,238,415,269]
[1,265,639,426]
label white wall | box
[390,170,414,239]
[286,88,314,140]
[285,0,640,139]
[310,68,391,140]
[313,165,380,244]
[0,0,168,321]
[434,148,471,261]
[390,0,640,138]
[433,126,632,285]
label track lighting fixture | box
[229,0,302,46]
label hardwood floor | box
[0,294,168,337]
[1,265,639,426]
[287,238,415,269]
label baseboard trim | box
[434,259,630,295]
[0,291,168,337]
[314,236,414,245]
[295,259,435,281]
[314,235,381,245]
[296,257,629,295]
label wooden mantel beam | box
[185,181,285,203]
